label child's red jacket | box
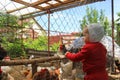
[66,42,108,80]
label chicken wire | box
[35,7,82,35]
[0,0,112,51]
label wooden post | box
[32,62,37,76]
[47,10,51,56]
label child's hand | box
[58,55,65,59]
[65,51,70,55]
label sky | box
[90,0,120,20]
[36,0,120,34]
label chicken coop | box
[0,0,120,80]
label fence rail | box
[0,56,63,76]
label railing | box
[0,56,62,76]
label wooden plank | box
[25,49,56,57]
[21,0,105,19]
[7,6,27,13]
[32,0,49,6]
[12,0,44,10]
[0,56,63,66]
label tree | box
[80,7,110,36]
[0,12,31,58]
[23,36,48,50]
[115,12,120,45]
[0,12,18,28]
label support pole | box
[47,10,51,56]
[111,0,115,73]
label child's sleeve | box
[65,46,88,62]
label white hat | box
[87,23,104,42]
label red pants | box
[84,71,108,80]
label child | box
[65,23,108,80]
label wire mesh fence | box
[0,0,112,52]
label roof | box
[49,32,79,45]
[0,0,105,19]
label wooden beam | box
[12,0,32,6]
[32,18,47,34]
[40,0,80,11]
[20,0,105,19]
[12,0,45,10]
[0,56,63,66]
[7,6,27,13]
[19,10,41,17]
[57,0,65,3]
[32,0,49,6]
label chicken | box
[33,68,59,80]
[0,72,14,80]
[115,59,120,71]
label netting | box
[34,6,83,49]
[35,7,82,34]
[0,0,112,52]
[33,1,112,51]
[1,0,116,56]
